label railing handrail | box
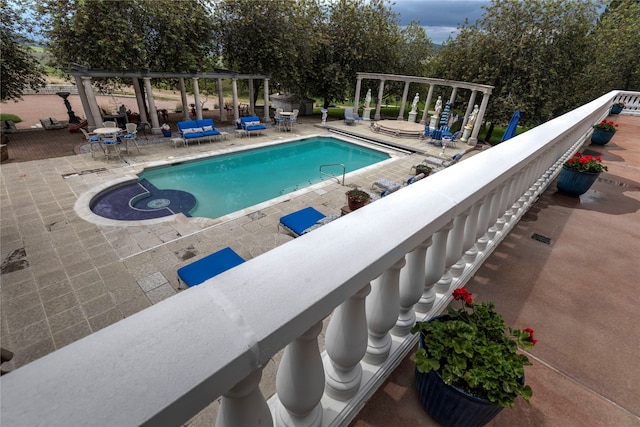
[1,90,635,427]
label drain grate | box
[531,233,551,245]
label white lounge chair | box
[344,108,356,125]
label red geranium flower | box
[523,327,537,345]
[452,287,473,304]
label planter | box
[346,190,370,211]
[416,318,506,427]
[162,130,172,137]
[610,105,623,115]
[556,165,600,197]
[591,128,615,145]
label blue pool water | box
[92,137,390,221]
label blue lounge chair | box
[177,247,245,288]
[279,206,338,237]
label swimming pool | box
[90,136,391,221]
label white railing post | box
[216,370,273,427]
[393,239,432,336]
[461,202,483,264]
[275,321,325,427]
[435,210,470,293]
[323,283,371,400]
[415,221,453,313]
[364,257,406,364]
[476,189,499,252]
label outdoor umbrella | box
[439,101,451,128]
[501,109,520,142]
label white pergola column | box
[248,79,255,116]
[323,283,371,401]
[215,370,272,427]
[81,77,103,130]
[392,238,431,336]
[231,78,239,123]
[420,85,434,125]
[461,90,478,129]
[192,78,202,121]
[415,221,453,314]
[397,81,410,121]
[143,77,160,133]
[353,78,362,118]
[364,256,406,365]
[468,90,491,145]
[73,75,93,128]
[217,78,226,122]
[263,78,270,122]
[449,86,458,105]
[131,78,147,125]
[179,78,190,121]
[374,80,386,121]
[275,321,324,427]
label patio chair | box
[278,206,339,237]
[177,247,246,288]
[102,121,118,128]
[288,109,299,129]
[100,131,122,160]
[122,123,140,153]
[372,173,426,197]
[80,128,104,159]
[344,108,356,125]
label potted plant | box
[161,123,172,137]
[556,152,608,197]
[591,119,618,145]
[610,101,625,115]
[411,288,536,427]
[415,164,433,176]
[346,188,371,211]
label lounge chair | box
[372,173,426,196]
[344,108,356,125]
[278,206,339,237]
[177,247,246,288]
[411,152,464,174]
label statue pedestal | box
[460,126,472,142]
[429,116,439,131]
[408,111,418,123]
[362,108,372,121]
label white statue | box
[468,104,479,127]
[411,93,420,113]
[364,89,372,109]
[434,96,443,116]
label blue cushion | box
[177,247,245,287]
[279,207,326,236]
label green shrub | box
[0,114,22,123]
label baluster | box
[364,257,406,365]
[415,222,452,313]
[461,201,482,264]
[486,184,507,241]
[275,321,324,427]
[435,210,470,293]
[323,283,371,400]
[475,191,497,253]
[392,239,431,336]
[216,370,273,427]
[450,207,475,278]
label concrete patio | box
[1,108,638,426]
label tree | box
[38,0,217,74]
[0,0,46,102]
[579,0,640,98]
[425,0,600,127]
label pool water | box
[134,136,389,219]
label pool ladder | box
[319,163,346,185]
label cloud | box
[393,0,489,44]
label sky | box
[392,0,491,45]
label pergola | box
[64,65,272,133]
[354,73,494,145]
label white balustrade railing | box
[613,91,640,116]
[1,90,636,427]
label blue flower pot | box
[610,105,623,115]
[556,166,600,197]
[162,130,172,137]
[591,128,615,145]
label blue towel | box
[279,207,326,236]
[177,247,245,287]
